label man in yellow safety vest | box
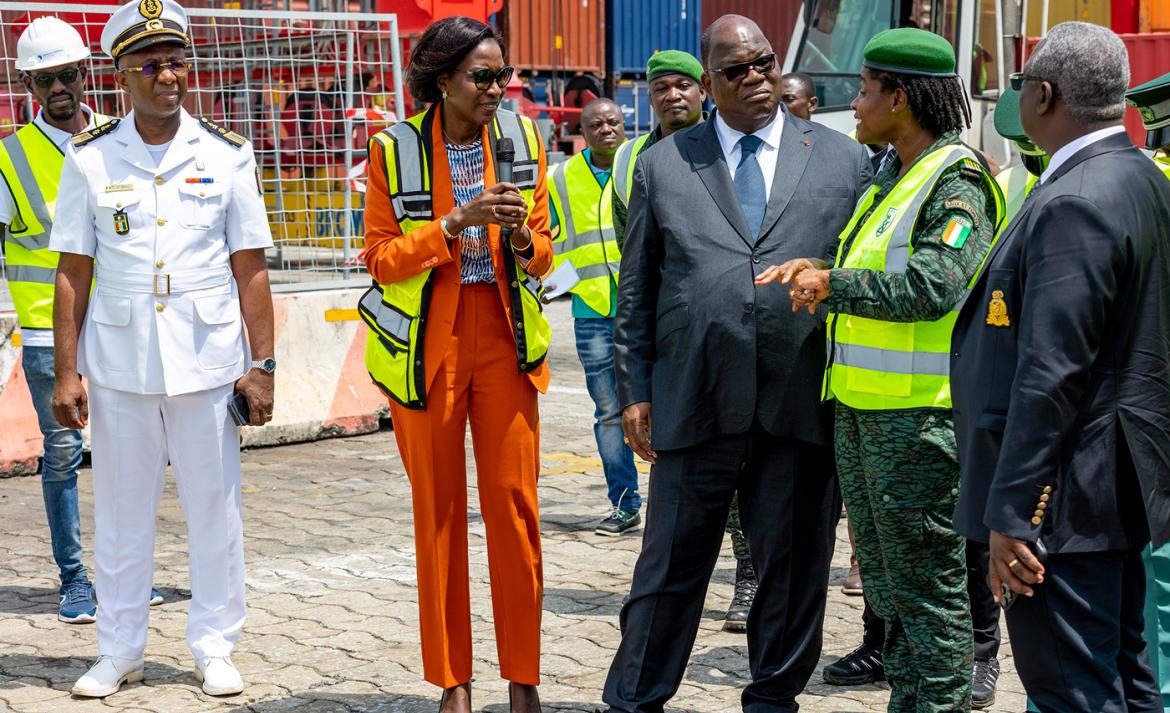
[0,17,163,625]
[548,98,641,536]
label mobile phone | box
[227,391,251,427]
[1000,539,1048,611]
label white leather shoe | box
[71,656,144,697]
[194,656,244,696]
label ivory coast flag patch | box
[941,215,973,249]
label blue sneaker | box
[149,587,164,607]
[59,580,97,624]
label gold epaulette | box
[198,117,247,148]
[71,118,121,147]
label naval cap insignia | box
[139,0,163,20]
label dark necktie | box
[735,135,766,238]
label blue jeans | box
[573,317,640,513]
[21,345,87,587]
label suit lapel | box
[685,115,753,247]
[756,110,812,244]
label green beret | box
[994,88,1044,156]
[646,50,704,84]
[863,28,956,77]
[1125,70,1170,131]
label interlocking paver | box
[0,300,1028,712]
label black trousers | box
[602,425,840,713]
[1007,547,1160,713]
[862,539,1001,661]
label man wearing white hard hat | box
[2,16,166,625]
[50,0,274,698]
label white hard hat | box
[15,17,90,72]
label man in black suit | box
[951,21,1170,712]
[603,15,870,712]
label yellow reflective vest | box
[995,164,1038,227]
[612,133,652,205]
[359,106,550,409]
[2,113,110,329]
[1156,152,1170,181]
[547,151,621,315]
[827,144,1004,411]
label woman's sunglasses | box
[464,66,515,91]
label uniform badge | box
[104,183,134,193]
[139,0,163,19]
[875,206,899,236]
[195,161,206,172]
[941,215,973,249]
[113,209,130,236]
[986,290,1010,327]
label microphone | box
[495,138,516,241]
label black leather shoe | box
[723,557,757,632]
[972,657,999,709]
[822,643,884,685]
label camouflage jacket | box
[825,131,999,323]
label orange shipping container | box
[1152,0,1170,31]
[502,0,605,75]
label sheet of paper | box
[541,260,580,300]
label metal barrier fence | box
[0,2,404,307]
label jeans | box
[21,345,87,587]
[573,317,640,513]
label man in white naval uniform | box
[49,0,275,698]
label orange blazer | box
[362,107,554,395]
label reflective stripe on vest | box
[826,144,1005,411]
[996,165,1038,227]
[547,151,620,315]
[360,106,551,410]
[613,133,651,204]
[2,114,110,329]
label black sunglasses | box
[710,53,777,82]
[464,66,514,91]
[28,67,82,88]
[120,60,190,78]
[1009,71,1057,93]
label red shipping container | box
[501,0,605,74]
[700,0,802,62]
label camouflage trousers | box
[836,405,973,713]
[725,493,749,560]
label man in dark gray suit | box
[604,15,870,712]
[951,22,1170,711]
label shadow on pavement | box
[229,693,604,712]
[0,654,188,691]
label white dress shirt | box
[1039,125,1127,184]
[714,108,785,200]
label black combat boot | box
[723,557,757,632]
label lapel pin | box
[185,177,215,184]
[802,140,811,146]
[986,290,1011,327]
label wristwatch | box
[440,216,459,241]
[251,357,276,374]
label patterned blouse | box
[446,137,495,284]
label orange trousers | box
[389,284,543,688]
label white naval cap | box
[100,0,190,65]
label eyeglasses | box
[27,67,82,88]
[710,53,776,82]
[1009,71,1053,92]
[464,66,514,91]
[120,60,190,78]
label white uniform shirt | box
[50,109,273,396]
[713,108,785,200]
[1,105,99,347]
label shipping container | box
[1152,0,1170,31]
[502,0,605,75]
[700,0,802,63]
[607,0,701,76]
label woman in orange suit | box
[362,17,552,713]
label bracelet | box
[440,216,458,241]
[510,226,533,251]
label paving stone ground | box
[0,300,1028,712]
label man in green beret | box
[994,87,1049,225]
[612,49,706,250]
[1124,69,1170,713]
[757,26,1003,712]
